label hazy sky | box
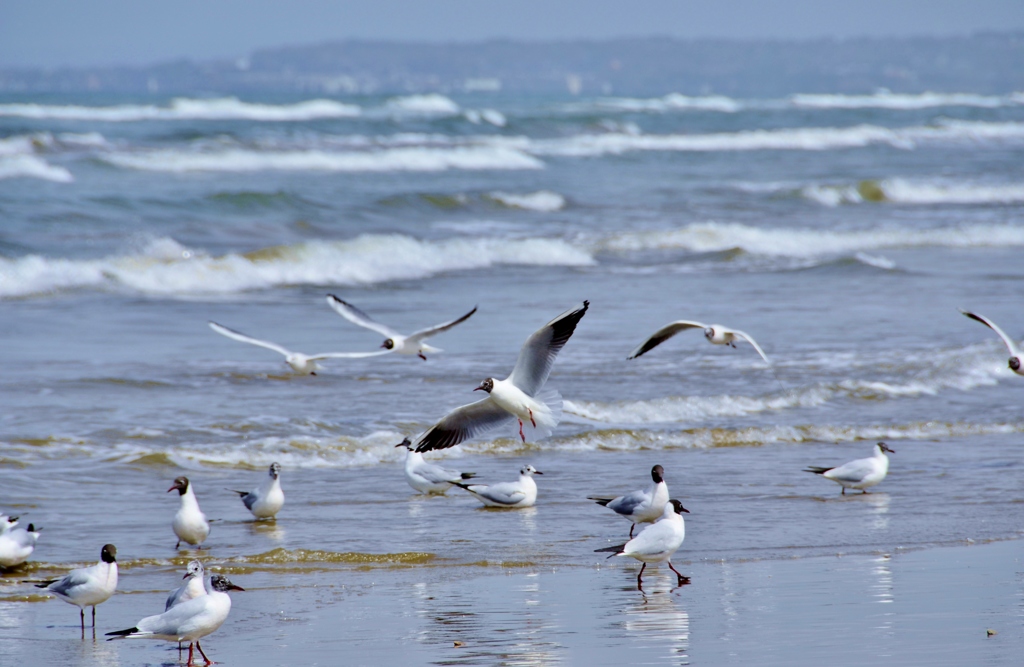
[2,0,1023,68]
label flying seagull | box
[628,320,770,363]
[960,309,1023,375]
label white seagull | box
[169,477,210,549]
[412,301,589,452]
[0,517,41,568]
[453,465,542,508]
[805,442,894,495]
[327,294,477,360]
[35,543,118,628]
[230,462,285,519]
[209,321,388,375]
[165,560,207,611]
[395,438,477,494]
[628,320,770,363]
[107,573,244,666]
[960,309,1024,375]
[596,500,689,588]
[588,465,669,538]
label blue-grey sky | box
[2,0,1023,68]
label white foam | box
[599,93,743,113]
[0,97,361,122]
[853,252,897,270]
[0,154,73,182]
[878,178,1024,204]
[801,184,864,206]
[791,91,1019,110]
[0,234,594,298]
[384,94,460,115]
[101,145,544,173]
[488,190,566,211]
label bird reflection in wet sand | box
[622,573,691,665]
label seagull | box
[169,477,210,549]
[453,465,542,508]
[209,321,388,375]
[107,573,244,667]
[588,465,669,538]
[395,438,477,494]
[627,320,770,363]
[35,544,118,629]
[0,518,41,568]
[165,560,206,611]
[326,294,477,360]
[960,310,1023,375]
[804,442,894,495]
[595,500,689,588]
[412,301,589,452]
[230,462,285,519]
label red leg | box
[196,640,214,665]
[528,408,536,428]
[518,419,525,442]
[418,352,427,361]
[668,561,690,585]
[187,643,194,665]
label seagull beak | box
[228,584,245,592]
[679,506,690,513]
[534,471,544,475]
[380,342,388,349]
[183,572,191,579]
[167,484,178,493]
[473,383,486,391]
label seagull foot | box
[418,352,427,361]
[528,409,536,428]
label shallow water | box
[2,90,1024,663]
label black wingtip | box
[803,467,829,475]
[587,497,613,507]
[34,579,57,589]
[451,481,473,491]
[594,543,626,557]
[460,472,477,480]
[228,489,248,496]
[105,627,138,638]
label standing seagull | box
[209,321,388,375]
[107,574,244,666]
[230,462,285,519]
[35,544,118,629]
[628,320,770,363]
[169,477,210,549]
[0,518,41,568]
[595,500,689,589]
[588,465,669,538]
[165,560,207,611]
[805,442,894,495]
[412,301,589,452]
[960,310,1024,376]
[453,465,542,508]
[395,438,477,494]
[327,295,477,360]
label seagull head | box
[703,327,714,340]
[101,544,117,564]
[520,464,543,476]
[168,476,190,495]
[1010,357,1021,372]
[211,574,245,592]
[877,442,895,454]
[474,378,495,393]
[185,560,204,579]
[381,338,395,350]
[669,499,690,515]
[269,462,282,479]
[394,437,413,450]
[651,465,665,484]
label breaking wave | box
[384,94,460,115]
[790,91,1024,110]
[487,190,566,211]
[0,97,361,122]
[802,178,1024,206]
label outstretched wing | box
[961,309,1021,356]
[627,321,705,360]
[308,350,393,361]
[407,306,478,342]
[326,295,400,338]
[507,301,590,395]
[730,329,771,364]
[413,397,515,453]
[209,322,290,357]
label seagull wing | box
[326,295,400,338]
[606,489,651,516]
[307,350,393,361]
[43,568,93,596]
[462,482,526,506]
[823,457,875,484]
[961,310,1021,356]
[507,301,589,395]
[730,329,771,364]
[627,321,706,359]
[209,322,291,357]
[407,305,478,343]
[413,397,515,453]
[415,461,465,485]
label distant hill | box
[2,33,1022,96]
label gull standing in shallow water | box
[327,294,477,360]
[169,477,210,549]
[230,462,285,519]
[209,321,388,375]
[412,301,589,452]
[0,517,41,568]
[588,465,669,538]
[453,465,542,508]
[395,438,477,494]
[107,574,244,666]
[595,500,689,589]
[35,544,118,629]
[805,442,894,495]
[627,320,770,363]
[960,309,1024,376]
[165,560,206,611]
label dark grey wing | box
[46,569,91,596]
[627,321,705,359]
[606,490,648,516]
[241,491,258,511]
[326,295,399,338]
[407,306,478,342]
[413,397,515,453]
[507,301,589,396]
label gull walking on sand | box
[454,465,542,508]
[35,544,118,629]
[230,462,285,519]
[169,477,210,549]
[209,321,388,375]
[588,465,669,538]
[595,500,689,589]
[107,574,244,666]
[628,320,770,363]
[411,301,588,452]
[960,309,1024,376]
[395,438,477,494]
[327,294,477,360]
[805,442,894,495]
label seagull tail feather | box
[594,544,627,558]
[105,627,139,639]
[803,467,831,475]
[587,496,614,507]
[460,472,477,480]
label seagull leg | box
[187,642,194,665]
[518,419,526,442]
[668,561,690,586]
[841,488,845,496]
[196,640,213,665]
[636,563,646,590]
[528,408,536,428]
[91,605,96,627]
[79,607,85,630]
[629,523,635,538]
[176,539,181,549]
[418,352,427,361]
